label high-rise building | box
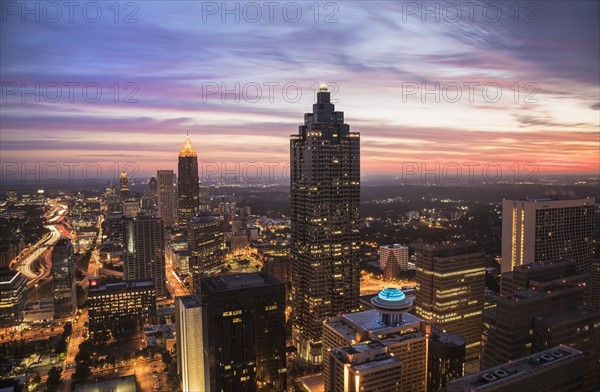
[119,170,130,199]
[415,241,485,361]
[324,288,428,392]
[178,133,200,227]
[428,332,466,392]
[188,214,224,290]
[500,259,583,295]
[148,176,157,196]
[590,260,600,310]
[0,270,27,328]
[442,345,585,392]
[481,282,585,368]
[380,244,409,280]
[290,84,361,363]
[51,238,76,319]
[122,215,167,298]
[199,272,287,392]
[325,341,402,392]
[157,170,176,228]
[175,295,206,392]
[501,197,595,273]
[87,278,156,342]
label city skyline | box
[1,2,599,177]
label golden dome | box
[179,131,197,157]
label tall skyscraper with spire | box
[178,132,200,228]
[290,85,361,364]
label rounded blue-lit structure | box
[371,287,413,326]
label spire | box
[179,132,197,157]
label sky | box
[1,0,599,184]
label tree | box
[46,366,62,392]
[72,361,91,382]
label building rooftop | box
[534,306,600,327]
[177,295,200,308]
[430,332,465,347]
[88,278,154,293]
[341,309,422,333]
[75,375,137,392]
[202,272,282,292]
[444,345,582,391]
[0,270,22,285]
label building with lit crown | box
[178,133,200,227]
[290,84,361,363]
[324,288,428,392]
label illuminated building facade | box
[200,273,287,392]
[119,170,130,199]
[0,270,27,328]
[290,85,361,363]
[51,238,76,319]
[178,133,200,227]
[122,215,166,298]
[324,288,428,392]
[188,214,224,291]
[324,341,402,392]
[501,197,595,274]
[380,244,409,280]
[415,241,485,361]
[157,170,176,228]
[87,278,156,341]
[175,295,206,392]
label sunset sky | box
[1,0,599,182]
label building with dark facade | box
[88,278,156,341]
[157,170,176,228]
[199,272,286,392]
[51,238,76,319]
[0,270,27,328]
[188,214,224,291]
[122,215,166,298]
[290,84,361,363]
[415,241,485,361]
[442,345,585,392]
[501,197,595,274]
[178,133,200,227]
[428,332,466,392]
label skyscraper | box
[199,272,287,392]
[188,214,225,290]
[0,270,27,328]
[415,241,485,361]
[157,170,176,228]
[122,215,167,298]
[119,170,130,199]
[501,197,595,273]
[51,238,76,319]
[290,84,361,363]
[178,132,200,227]
[175,295,206,392]
[428,332,466,392]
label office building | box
[415,241,485,361]
[119,170,130,199]
[87,278,156,341]
[199,273,286,392]
[0,270,27,328]
[380,244,409,280]
[188,214,224,290]
[591,260,600,309]
[51,238,76,318]
[175,295,206,392]
[501,197,595,273]
[481,282,585,368]
[442,345,585,392]
[324,288,428,392]
[325,341,402,392]
[500,259,582,295]
[290,84,361,363]
[122,215,166,298]
[178,133,200,227]
[428,332,465,392]
[157,170,176,228]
